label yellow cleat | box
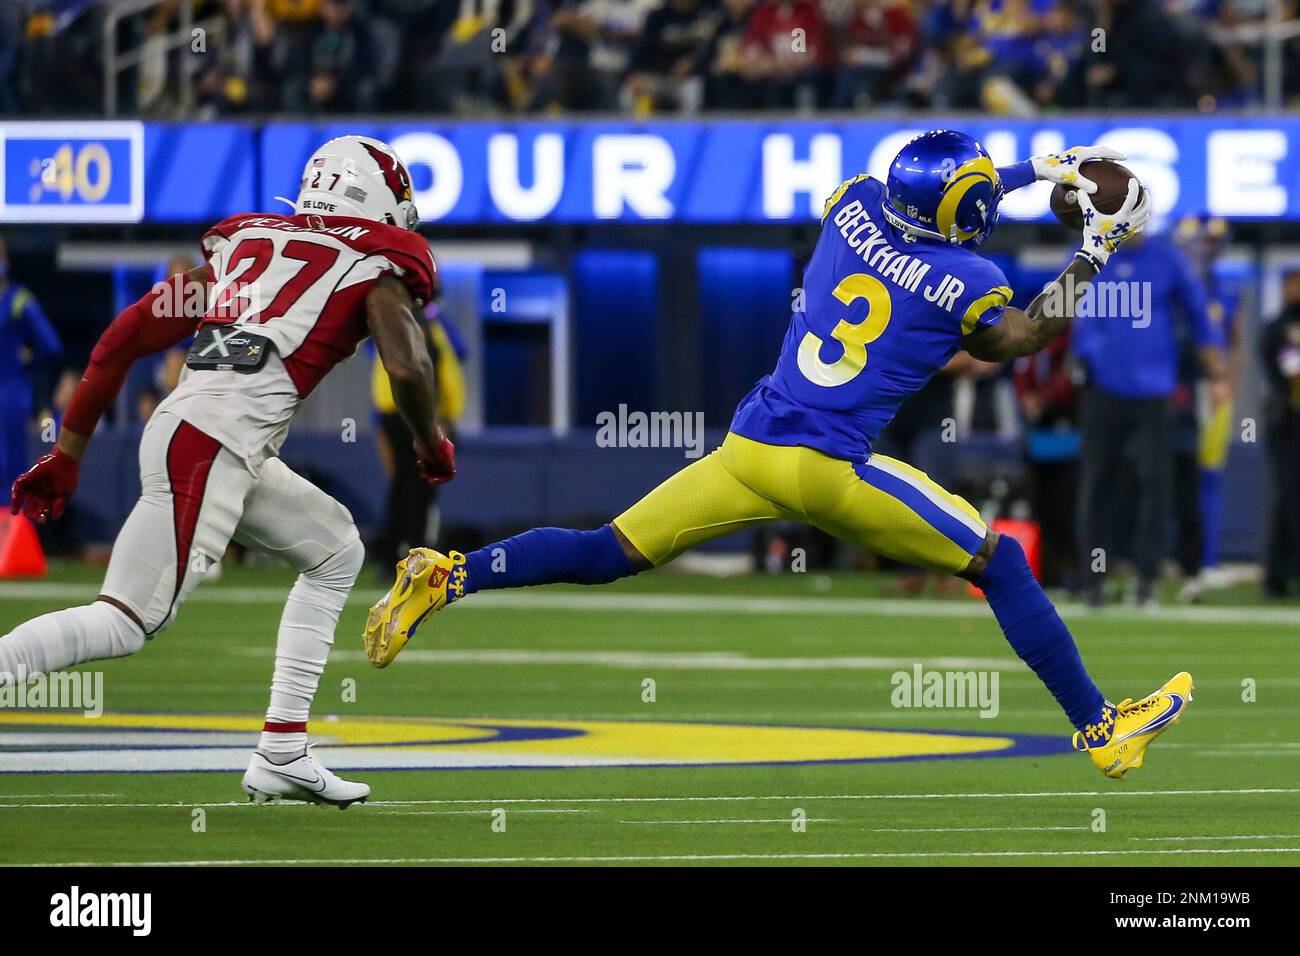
[1073,672,1194,779]
[363,548,466,668]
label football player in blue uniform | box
[367,130,1190,779]
[1173,214,1244,600]
[0,236,63,492]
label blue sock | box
[977,535,1107,732]
[455,525,636,599]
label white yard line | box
[368,808,591,816]
[303,648,1026,672]
[10,847,1300,866]
[0,801,253,809]
[172,709,1278,723]
[1133,834,1300,841]
[619,818,836,825]
[1161,741,1300,748]
[0,793,120,799]
[867,825,1087,833]
[1,787,1296,810]
[2,582,1296,626]
[226,645,1300,678]
[1197,750,1300,757]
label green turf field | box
[1,561,1298,867]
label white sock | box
[0,601,144,686]
[259,538,363,754]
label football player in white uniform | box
[3,136,454,808]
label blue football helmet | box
[883,130,1004,249]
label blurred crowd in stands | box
[2,0,1297,118]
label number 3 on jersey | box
[797,273,892,387]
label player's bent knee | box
[139,601,178,637]
[957,530,1002,582]
[307,532,365,592]
[610,522,653,574]
[966,532,1039,597]
[91,600,147,659]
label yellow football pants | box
[1198,400,1234,471]
[613,432,988,575]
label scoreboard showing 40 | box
[0,121,144,223]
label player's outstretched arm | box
[964,258,1098,362]
[365,276,455,484]
[11,264,212,523]
[965,179,1151,362]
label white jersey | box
[157,212,437,471]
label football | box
[1049,160,1143,230]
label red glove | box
[10,449,80,523]
[414,429,456,485]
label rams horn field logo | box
[0,712,1069,773]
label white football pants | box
[0,411,363,743]
[99,411,361,636]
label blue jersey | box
[0,282,61,489]
[1071,236,1218,399]
[1206,268,1244,345]
[0,282,62,401]
[730,175,1012,463]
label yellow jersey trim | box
[961,285,1013,335]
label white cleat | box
[241,749,370,809]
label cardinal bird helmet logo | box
[361,142,413,205]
